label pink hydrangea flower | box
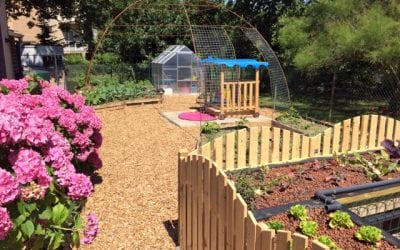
[0,169,19,205]
[67,174,93,200]
[82,213,99,244]
[0,207,13,240]
[0,78,28,94]
[20,182,47,201]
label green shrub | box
[355,226,383,244]
[290,204,308,221]
[235,175,255,208]
[64,53,86,65]
[266,220,284,231]
[94,52,121,64]
[84,80,157,105]
[299,220,318,237]
[318,235,340,250]
[201,122,220,135]
[328,211,354,229]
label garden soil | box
[82,95,274,249]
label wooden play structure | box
[199,58,269,120]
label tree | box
[277,0,400,120]
[6,0,75,20]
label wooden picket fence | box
[197,114,400,170]
[178,152,329,250]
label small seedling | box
[299,220,318,237]
[290,204,308,221]
[355,225,383,244]
[328,210,354,229]
[266,220,284,232]
[235,175,255,208]
[201,121,220,135]
[318,235,340,250]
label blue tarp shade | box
[199,57,269,69]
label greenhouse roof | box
[199,57,269,69]
[152,45,193,64]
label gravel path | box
[82,96,199,249]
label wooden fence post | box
[178,149,188,249]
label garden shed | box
[151,45,200,94]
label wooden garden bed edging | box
[199,114,399,170]
[93,96,162,111]
[178,150,329,250]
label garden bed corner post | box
[178,149,188,249]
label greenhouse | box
[151,45,200,94]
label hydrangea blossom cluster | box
[0,77,103,243]
[82,213,99,244]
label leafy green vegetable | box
[201,122,220,135]
[355,225,383,244]
[290,204,308,221]
[318,235,340,250]
[328,210,354,229]
[266,220,284,231]
[299,220,318,237]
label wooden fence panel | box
[292,132,301,160]
[178,150,188,248]
[260,126,270,165]
[237,129,247,168]
[203,159,211,250]
[322,128,332,155]
[395,120,400,142]
[282,130,291,161]
[249,127,259,167]
[276,230,291,249]
[201,143,211,160]
[225,181,236,249]
[272,128,281,162]
[351,116,360,151]
[234,195,247,250]
[213,137,223,169]
[386,118,394,140]
[210,166,219,250]
[245,212,257,250]
[259,224,274,250]
[197,157,204,249]
[192,156,199,248]
[310,135,321,157]
[332,124,341,153]
[218,173,227,250]
[341,119,351,152]
[369,115,378,148]
[312,241,330,250]
[360,115,370,150]
[301,135,310,159]
[225,132,235,170]
[187,156,194,248]
[292,233,308,249]
[377,116,387,146]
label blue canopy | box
[199,57,269,69]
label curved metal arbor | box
[84,0,291,109]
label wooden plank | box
[232,82,236,110]
[259,224,274,250]
[336,186,400,205]
[322,128,332,155]
[249,127,259,167]
[210,166,219,250]
[255,70,260,113]
[178,150,188,248]
[220,71,225,113]
[386,117,395,141]
[377,116,387,146]
[281,130,291,161]
[255,224,262,250]
[301,135,310,159]
[225,132,235,170]
[203,159,212,250]
[292,233,308,249]
[225,181,236,249]
[369,115,378,148]
[217,172,227,250]
[243,82,248,110]
[312,240,330,250]
[359,115,370,150]
[292,132,301,160]
[213,137,223,168]
[310,135,321,157]
[332,124,341,153]
[197,156,204,249]
[395,120,400,142]
[272,128,281,162]
[245,212,257,250]
[249,82,254,109]
[351,116,361,151]
[237,82,242,111]
[341,119,351,152]
[233,195,247,250]
[192,156,198,249]
[237,129,247,168]
[260,126,270,165]
[201,142,211,159]
[276,230,291,249]
[186,156,194,249]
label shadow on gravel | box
[163,219,179,246]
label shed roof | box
[152,45,193,64]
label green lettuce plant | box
[328,211,354,229]
[290,204,308,221]
[299,220,318,237]
[355,225,383,244]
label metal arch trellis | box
[84,0,292,110]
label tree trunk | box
[328,72,337,122]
